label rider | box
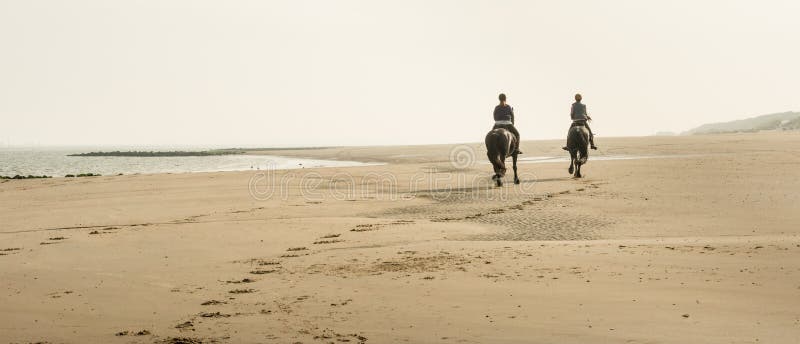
[563,93,597,150]
[493,93,523,154]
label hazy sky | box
[1,0,798,147]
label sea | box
[0,147,378,177]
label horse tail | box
[485,132,507,176]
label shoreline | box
[0,153,382,179]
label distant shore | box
[67,149,246,157]
[1,149,376,178]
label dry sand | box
[1,132,799,343]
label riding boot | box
[590,135,598,150]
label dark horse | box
[566,123,590,178]
[485,128,519,187]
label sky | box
[1,0,798,147]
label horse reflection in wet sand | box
[485,128,519,187]
[566,125,590,178]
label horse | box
[566,123,590,178]
[485,128,519,187]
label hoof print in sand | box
[312,329,368,344]
[225,278,256,283]
[48,290,74,298]
[350,224,379,232]
[286,247,307,251]
[160,337,204,344]
[175,321,194,330]
[330,299,352,306]
[313,239,343,245]
[0,247,21,255]
[250,269,277,275]
[40,237,67,245]
[199,311,231,318]
[201,300,228,306]
[351,220,414,232]
[116,330,150,336]
[229,288,256,294]
[90,227,117,235]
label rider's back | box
[570,102,588,121]
[494,104,514,123]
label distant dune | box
[684,111,800,135]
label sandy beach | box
[1,132,799,344]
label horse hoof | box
[568,167,574,174]
[496,180,503,187]
[514,179,520,185]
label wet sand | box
[1,132,799,343]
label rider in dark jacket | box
[563,93,597,150]
[493,93,522,154]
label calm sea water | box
[0,148,378,177]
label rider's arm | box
[586,105,592,121]
[510,107,515,125]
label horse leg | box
[580,142,589,165]
[487,151,495,174]
[568,151,575,175]
[575,152,583,178]
[488,151,500,186]
[491,174,502,187]
[576,139,588,178]
[512,153,519,184]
